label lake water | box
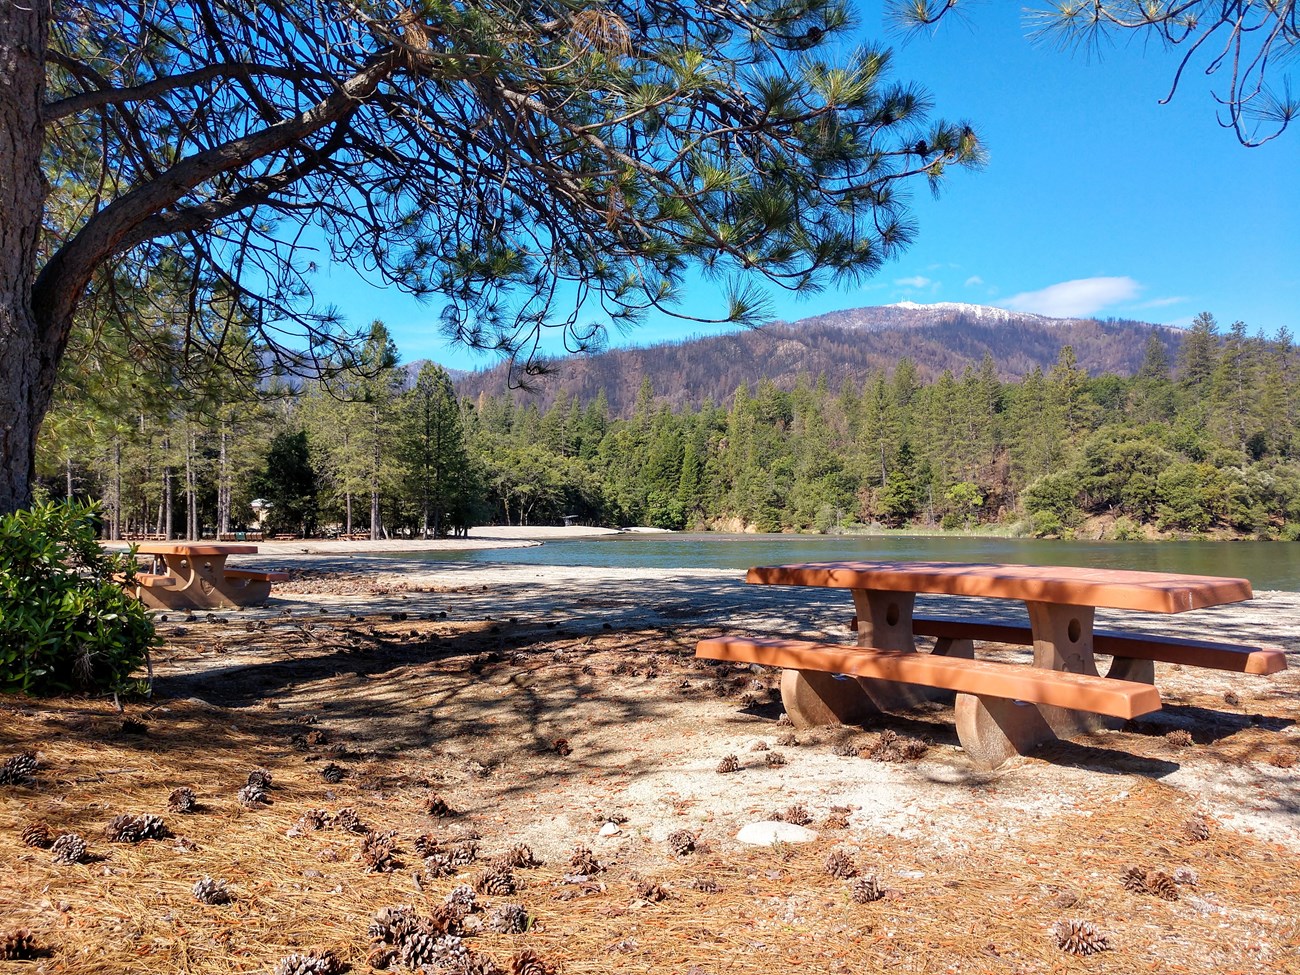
[384,533,1300,592]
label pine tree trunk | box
[218,420,231,536]
[0,4,51,514]
[346,492,353,535]
[65,456,73,500]
[370,408,381,539]
[186,429,198,539]
[163,464,173,539]
[111,439,122,540]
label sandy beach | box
[6,533,1297,973]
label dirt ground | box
[2,562,1298,974]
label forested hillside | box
[454,303,1183,415]
[34,313,1300,542]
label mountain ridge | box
[452,301,1180,416]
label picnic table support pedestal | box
[851,588,973,712]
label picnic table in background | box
[698,561,1287,769]
[124,542,289,610]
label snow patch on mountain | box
[886,301,1051,323]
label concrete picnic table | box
[699,560,1286,768]
[126,542,288,610]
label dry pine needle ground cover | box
[2,583,1299,975]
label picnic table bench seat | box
[697,635,1162,768]
[911,616,1287,676]
[844,615,1289,679]
[218,568,290,605]
[222,569,290,583]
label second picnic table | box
[127,542,289,610]
[698,560,1287,768]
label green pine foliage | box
[32,315,1300,542]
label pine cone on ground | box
[1165,729,1194,747]
[50,833,88,864]
[319,762,347,783]
[1183,815,1211,842]
[899,737,928,760]
[1121,865,1148,892]
[831,742,860,757]
[0,929,44,960]
[765,751,787,767]
[420,853,457,880]
[0,751,38,785]
[425,793,453,817]
[485,903,530,934]
[715,754,739,774]
[690,877,720,893]
[238,783,269,807]
[271,949,343,975]
[464,955,506,975]
[192,875,232,905]
[851,876,884,903]
[1173,866,1199,886]
[823,808,852,830]
[362,830,399,873]
[634,879,668,902]
[1051,919,1111,955]
[105,813,170,843]
[449,839,480,865]
[1145,870,1179,901]
[20,821,52,848]
[776,804,812,826]
[444,883,477,911]
[568,845,604,874]
[168,787,197,813]
[296,808,330,832]
[824,850,858,879]
[552,737,572,757]
[247,768,273,789]
[498,843,542,868]
[512,948,557,975]
[666,829,696,856]
[369,905,420,944]
[474,865,519,896]
[750,740,769,752]
[401,932,467,971]
[775,732,798,747]
[334,807,365,833]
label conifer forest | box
[36,314,1300,542]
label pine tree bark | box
[0,4,51,513]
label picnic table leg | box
[1104,656,1156,684]
[955,693,1058,770]
[780,668,881,729]
[953,600,1106,767]
[851,589,969,710]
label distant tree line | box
[34,313,1300,541]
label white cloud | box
[964,275,984,287]
[1134,295,1188,310]
[1004,276,1141,317]
[895,275,932,289]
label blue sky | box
[308,4,1298,370]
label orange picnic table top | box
[745,560,1254,614]
[132,542,259,556]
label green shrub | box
[0,501,158,694]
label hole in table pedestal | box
[885,603,900,626]
[1067,618,1081,643]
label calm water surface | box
[384,533,1300,592]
